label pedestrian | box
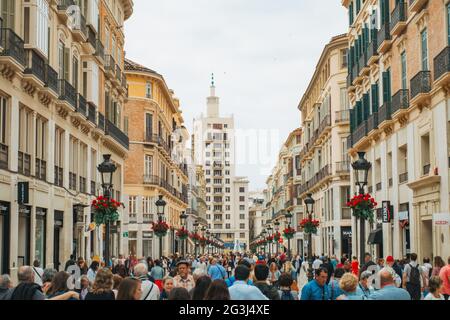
[282,261,297,282]
[268,262,281,287]
[360,253,376,274]
[297,259,309,292]
[330,255,338,270]
[0,274,13,300]
[376,258,385,272]
[112,274,123,299]
[9,266,46,300]
[386,256,402,287]
[432,256,445,277]
[32,260,44,287]
[208,258,227,281]
[336,273,364,300]
[41,269,57,295]
[322,257,334,284]
[117,278,142,300]
[312,256,323,271]
[159,276,174,300]
[46,271,76,299]
[424,276,445,300]
[168,287,191,300]
[421,257,432,297]
[439,256,450,300]
[173,261,195,291]
[329,268,345,300]
[85,268,115,300]
[64,254,76,272]
[134,263,160,300]
[112,258,127,278]
[402,253,424,300]
[278,273,298,300]
[228,265,268,300]
[87,261,100,284]
[299,267,331,301]
[191,275,212,300]
[77,275,90,300]
[253,264,280,300]
[357,271,374,299]
[369,269,411,300]
[77,257,88,275]
[150,259,165,291]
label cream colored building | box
[0,0,133,281]
[343,0,450,261]
[297,34,352,258]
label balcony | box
[143,214,153,223]
[352,61,361,84]
[143,175,160,185]
[76,94,87,118]
[116,65,122,84]
[409,0,428,13]
[342,207,352,220]
[391,89,410,115]
[367,112,379,132]
[58,79,77,110]
[367,40,379,65]
[378,101,392,124]
[129,214,137,224]
[377,22,392,54]
[94,39,105,62]
[35,159,46,181]
[57,0,75,13]
[69,172,77,190]
[346,134,353,150]
[399,172,409,184]
[390,1,408,37]
[18,152,31,177]
[54,166,63,187]
[0,28,26,70]
[353,121,368,146]
[98,112,105,131]
[24,49,45,84]
[318,114,332,136]
[0,144,8,170]
[104,55,116,79]
[105,119,129,150]
[434,46,450,87]
[87,102,96,125]
[358,52,369,76]
[347,71,354,90]
[43,64,58,95]
[85,26,96,52]
[335,161,350,174]
[410,71,431,106]
[423,164,431,176]
[79,177,87,194]
[72,14,88,41]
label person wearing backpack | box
[278,273,298,300]
[402,253,424,300]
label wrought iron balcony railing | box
[95,39,105,61]
[353,121,368,145]
[58,79,77,108]
[434,46,450,82]
[390,1,408,32]
[378,101,392,123]
[77,94,87,117]
[0,143,8,170]
[0,28,26,66]
[98,112,105,131]
[44,64,58,93]
[24,49,45,83]
[367,112,379,132]
[410,70,431,100]
[377,22,392,49]
[87,102,96,124]
[105,119,129,150]
[391,89,410,114]
[399,172,409,184]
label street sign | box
[123,231,129,238]
[382,201,393,223]
[18,182,29,204]
[433,213,450,226]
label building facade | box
[248,191,265,242]
[123,59,189,258]
[193,80,250,250]
[0,0,133,281]
[297,34,352,258]
[343,0,450,261]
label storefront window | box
[18,206,31,267]
[0,202,10,274]
[35,208,47,266]
[128,231,137,256]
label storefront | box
[35,208,47,266]
[54,211,64,271]
[18,205,31,267]
[341,227,352,257]
[142,231,153,257]
[0,201,10,274]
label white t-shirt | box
[424,293,445,300]
[32,267,44,286]
[141,280,160,300]
[313,259,322,270]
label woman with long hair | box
[204,280,230,300]
[112,274,123,299]
[269,262,281,287]
[168,287,191,300]
[117,278,142,300]
[159,276,174,300]
[87,261,100,283]
[85,268,115,300]
[191,275,212,300]
[46,271,75,299]
[432,256,445,277]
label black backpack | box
[408,264,421,286]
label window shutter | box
[363,94,370,120]
[64,47,70,81]
[36,0,49,57]
[91,62,99,106]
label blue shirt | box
[329,279,344,300]
[208,264,227,280]
[368,285,411,300]
[299,280,331,301]
[229,281,269,300]
[225,276,253,287]
[340,291,365,300]
[356,284,374,299]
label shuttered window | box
[36,0,49,57]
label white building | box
[193,78,250,250]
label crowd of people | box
[0,251,449,301]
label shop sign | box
[433,213,450,226]
[382,201,393,223]
[18,182,29,204]
[123,231,129,238]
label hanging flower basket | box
[273,232,281,242]
[283,227,296,240]
[266,235,274,243]
[347,193,377,223]
[152,221,170,238]
[91,196,124,225]
[190,232,201,244]
[300,218,320,235]
[176,227,189,240]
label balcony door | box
[1,0,15,30]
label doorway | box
[0,202,10,274]
[54,211,64,271]
[18,206,31,267]
[421,219,433,260]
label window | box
[206,214,211,220]
[421,29,429,71]
[239,187,245,193]
[146,81,152,98]
[144,155,152,176]
[226,214,231,220]
[128,196,137,214]
[145,113,153,138]
[340,87,349,110]
[239,205,245,210]
[225,178,230,184]
[0,96,8,146]
[226,224,231,229]
[225,196,230,202]
[239,196,245,202]
[421,134,431,176]
[448,4,450,45]
[240,233,245,238]
[240,223,245,229]
[226,187,230,193]
[401,51,407,89]
[240,214,245,220]
[1,0,15,29]
[341,49,348,68]
[225,205,231,211]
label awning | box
[367,228,383,245]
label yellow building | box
[123,59,189,258]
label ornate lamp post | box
[179,211,188,257]
[266,226,273,257]
[285,210,293,260]
[97,154,117,268]
[261,229,267,255]
[193,220,199,257]
[155,195,167,258]
[304,193,315,282]
[351,152,372,262]
[206,230,211,255]
[274,221,280,255]
[201,225,206,255]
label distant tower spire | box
[211,73,215,87]
[210,73,216,97]
[207,73,219,117]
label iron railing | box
[95,39,105,61]
[35,158,46,181]
[87,102,96,124]
[367,40,378,61]
[54,166,63,187]
[423,164,431,175]
[336,161,350,173]
[98,112,105,131]
[0,143,8,170]
[58,79,77,108]
[399,172,409,184]
[57,0,75,11]
[0,28,26,66]
[44,64,58,93]
[410,70,431,100]
[335,110,350,123]
[77,94,87,117]
[353,121,368,145]
[378,101,392,123]
[377,22,392,48]
[391,89,410,114]
[367,112,379,132]
[105,55,116,74]
[390,1,408,31]
[105,119,129,149]
[24,49,45,83]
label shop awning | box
[367,228,383,245]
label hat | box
[386,256,394,263]
[176,260,190,267]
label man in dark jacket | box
[360,253,376,273]
[253,264,280,300]
[0,274,13,300]
[10,266,45,300]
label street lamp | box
[274,221,280,255]
[352,152,372,263]
[304,193,315,282]
[193,220,199,257]
[285,210,293,260]
[201,225,206,255]
[97,154,117,268]
[155,195,167,258]
[261,229,267,254]
[267,226,273,257]
[180,211,188,257]
[206,230,211,255]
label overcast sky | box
[124,0,347,191]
